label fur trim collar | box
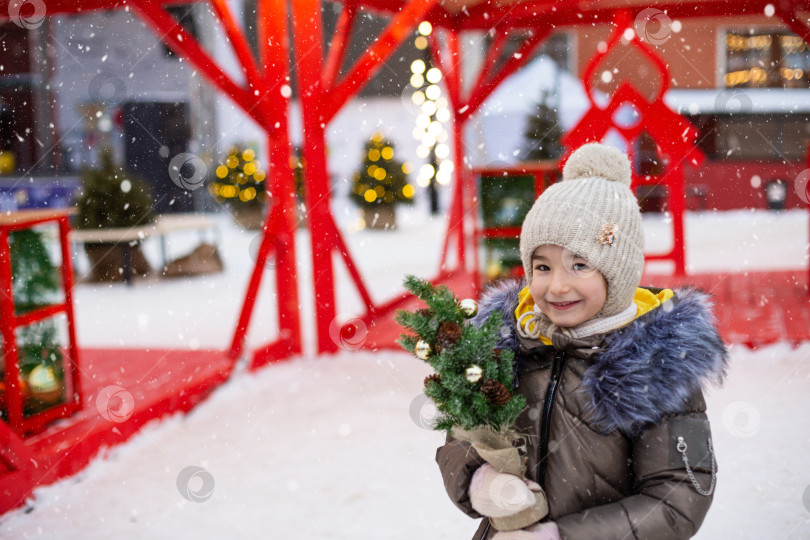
[470,280,729,437]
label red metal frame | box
[291,0,440,353]
[129,0,302,366]
[0,210,82,437]
[561,10,706,275]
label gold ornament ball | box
[465,364,483,383]
[27,364,62,405]
[415,339,433,360]
[459,298,478,318]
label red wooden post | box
[0,228,23,429]
[58,215,82,407]
[290,0,339,354]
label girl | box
[436,143,727,540]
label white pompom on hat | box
[519,143,645,320]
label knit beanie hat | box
[519,143,645,319]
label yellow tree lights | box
[209,145,268,229]
[350,133,414,229]
[409,22,454,194]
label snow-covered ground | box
[1,207,809,538]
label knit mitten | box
[469,464,538,518]
[492,521,561,540]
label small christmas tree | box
[396,275,548,530]
[396,276,525,432]
[210,144,267,209]
[210,144,268,229]
[75,150,155,229]
[350,133,414,229]
[522,90,564,161]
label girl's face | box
[529,244,607,328]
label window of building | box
[724,30,810,88]
[162,5,198,58]
[687,113,810,162]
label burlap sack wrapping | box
[452,425,549,531]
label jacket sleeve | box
[435,433,487,518]
[556,391,717,540]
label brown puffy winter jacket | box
[436,282,727,540]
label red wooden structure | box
[0,209,82,436]
[1,0,809,517]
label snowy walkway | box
[1,345,809,539]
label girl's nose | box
[548,270,571,295]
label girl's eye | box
[573,262,590,272]
[534,264,550,272]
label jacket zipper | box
[538,350,566,489]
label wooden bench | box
[70,213,220,285]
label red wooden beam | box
[461,28,550,122]
[211,0,272,122]
[469,32,508,103]
[291,0,337,353]
[0,230,23,431]
[259,0,303,357]
[428,29,460,106]
[322,1,358,91]
[457,0,810,30]
[324,0,440,121]
[58,217,82,411]
[776,4,810,42]
[229,0,302,361]
[131,0,259,122]
[330,223,376,313]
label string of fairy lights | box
[409,21,454,189]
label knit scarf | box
[516,302,638,346]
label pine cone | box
[424,373,442,388]
[481,379,511,405]
[416,308,433,319]
[436,321,463,350]
[493,348,502,361]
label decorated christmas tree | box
[522,90,564,161]
[210,144,267,209]
[210,144,268,229]
[350,133,414,229]
[396,275,547,531]
[396,275,525,431]
[75,150,155,229]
